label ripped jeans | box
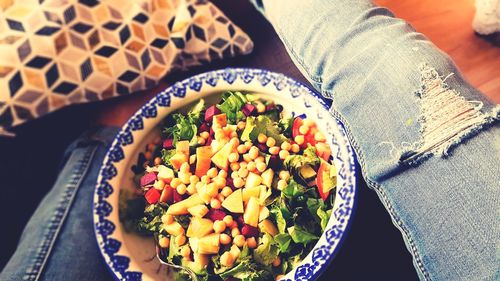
[250,0,499,280]
[2,1,499,281]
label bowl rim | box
[93,67,358,281]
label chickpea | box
[281,141,291,151]
[200,131,209,139]
[291,143,300,153]
[247,161,256,172]
[279,149,290,160]
[233,177,244,188]
[186,184,196,195]
[231,171,239,179]
[244,141,253,149]
[237,121,246,130]
[158,236,170,248]
[210,198,221,209]
[213,220,226,233]
[269,146,280,155]
[256,103,266,113]
[189,175,199,184]
[239,162,248,169]
[220,233,232,245]
[217,193,225,202]
[256,162,267,172]
[218,169,228,178]
[242,153,252,163]
[231,227,241,237]
[246,237,257,249]
[221,186,233,197]
[294,135,305,145]
[233,235,246,247]
[220,252,234,267]
[214,177,226,188]
[257,133,267,144]
[181,246,191,257]
[201,175,210,184]
[272,257,281,267]
[170,178,181,188]
[279,170,290,181]
[197,137,205,145]
[230,162,240,171]
[189,155,197,165]
[266,137,276,147]
[237,144,247,154]
[299,125,309,135]
[179,172,191,184]
[238,168,249,178]
[304,119,315,127]
[223,215,234,226]
[180,162,190,173]
[154,157,162,166]
[161,214,174,225]
[207,167,218,178]
[255,156,265,163]
[277,179,287,190]
[228,152,239,163]
[248,146,259,159]
[176,234,186,246]
[176,184,187,195]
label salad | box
[124,91,337,281]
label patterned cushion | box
[0,0,253,136]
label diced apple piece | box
[158,165,174,183]
[243,197,260,227]
[261,169,274,188]
[170,153,188,170]
[159,187,173,203]
[198,233,220,254]
[195,146,212,178]
[197,184,212,204]
[222,189,244,213]
[210,139,227,154]
[194,253,209,268]
[211,141,234,170]
[176,140,190,157]
[188,205,209,217]
[259,206,270,222]
[259,219,278,236]
[213,113,227,128]
[187,217,214,238]
[189,238,199,253]
[245,172,263,189]
[164,221,184,236]
[242,185,261,203]
[166,194,204,215]
[230,244,241,259]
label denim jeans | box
[2,1,499,281]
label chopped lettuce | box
[249,115,288,146]
[164,99,205,145]
[217,91,247,123]
[287,226,319,245]
[270,205,287,233]
[284,145,320,172]
[240,116,255,142]
[306,198,331,231]
[281,179,306,200]
[160,148,176,167]
[274,233,292,253]
[219,257,273,281]
[253,233,279,266]
[278,116,294,137]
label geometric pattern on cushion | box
[0,0,253,135]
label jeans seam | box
[327,106,432,280]
[23,144,99,281]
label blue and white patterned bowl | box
[93,68,358,281]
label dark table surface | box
[0,1,419,280]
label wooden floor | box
[376,0,500,103]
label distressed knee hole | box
[381,63,499,165]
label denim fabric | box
[251,0,499,280]
[1,126,119,281]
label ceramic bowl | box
[93,68,358,281]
